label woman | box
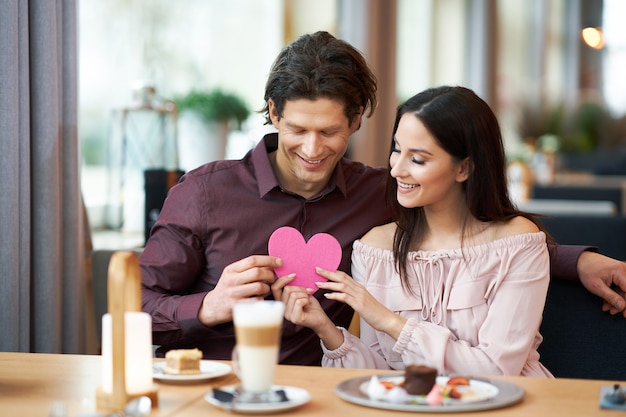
[273,86,553,377]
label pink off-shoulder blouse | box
[321,232,553,378]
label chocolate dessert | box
[403,365,437,395]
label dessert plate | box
[152,360,232,383]
[336,374,524,413]
[205,385,310,414]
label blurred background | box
[79,0,626,247]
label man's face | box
[269,98,360,199]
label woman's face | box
[389,113,468,210]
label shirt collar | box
[252,133,348,199]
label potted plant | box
[176,89,250,129]
[175,89,250,168]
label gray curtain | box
[0,0,88,353]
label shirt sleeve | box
[548,243,599,280]
[393,238,551,376]
[140,174,209,344]
[321,327,391,369]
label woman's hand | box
[271,273,344,349]
[270,274,331,329]
[315,267,407,340]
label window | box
[79,0,336,237]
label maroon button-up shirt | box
[140,134,391,365]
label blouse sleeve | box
[321,327,391,369]
[393,235,550,376]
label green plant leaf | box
[175,89,250,129]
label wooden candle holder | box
[96,251,158,411]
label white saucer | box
[153,360,232,383]
[205,385,310,414]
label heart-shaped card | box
[268,226,342,294]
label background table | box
[517,198,617,216]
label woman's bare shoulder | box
[495,215,540,239]
[360,222,396,249]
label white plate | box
[336,374,524,413]
[205,385,310,414]
[152,360,232,383]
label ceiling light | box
[581,27,605,50]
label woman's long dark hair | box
[385,86,551,291]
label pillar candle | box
[101,311,153,394]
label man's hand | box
[198,255,282,326]
[577,251,626,317]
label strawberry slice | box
[380,380,397,390]
[448,386,463,399]
[446,376,470,386]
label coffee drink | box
[233,301,284,395]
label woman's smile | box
[397,180,418,190]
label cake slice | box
[164,348,202,375]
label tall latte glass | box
[232,300,285,402]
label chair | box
[92,250,117,348]
[92,249,144,351]
[540,215,626,261]
[538,277,626,380]
[348,312,360,337]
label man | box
[141,31,626,366]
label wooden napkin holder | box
[96,251,158,411]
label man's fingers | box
[229,255,282,273]
[599,289,626,314]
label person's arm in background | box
[549,243,626,317]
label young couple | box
[141,31,626,376]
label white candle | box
[101,312,153,394]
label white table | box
[517,199,616,216]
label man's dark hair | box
[261,31,377,128]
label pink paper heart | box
[268,226,342,294]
